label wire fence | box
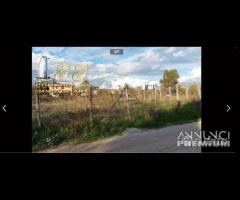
[32,84,201,128]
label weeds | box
[32,95,201,151]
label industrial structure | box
[34,56,90,97]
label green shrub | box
[32,100,201,151]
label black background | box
[0,5,238,156]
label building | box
[35,82,73,95]
[48,83,73,95]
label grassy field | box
[32,91,201,152]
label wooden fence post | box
[154,86,157,113]
[35,88,41,127]
[159,86,161,101]
[176,83,179,101]
[89,84,93,126]
[169,87,172,100]
[125,88,130,121]
[198,84,201,99]
[154,86,157,102]
[144,88,146,101]
[186,86,189,99]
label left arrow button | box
[2,104,7,112]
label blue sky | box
[32,47,201,88]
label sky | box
[32,47,201,89]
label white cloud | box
[32,47,66,54]
[95,48,163,76]
[32,47,201,87]
[88,73,113,80]
[99,76,159,89]
[165,47,176,53]
[95,63,115,72]
[190,67,201,78]
[179,66,201,83]
[32,53,43,70]
[171,47,201,60]
[32,52,66,70]
[173,50,186,57]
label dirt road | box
[42,120,201,153]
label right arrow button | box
[226,104,231,112]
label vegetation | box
[32,94,200,151]
[32,69,201,152]
[160,69,179,94]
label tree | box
[76,79,90,96]
[160,69,179,94]
[83,79,90,86]
[123,83,131,90]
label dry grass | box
[32,89,201,151]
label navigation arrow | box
[226,104,231,112]
[2,104,7,112]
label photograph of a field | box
[32,47,201,152]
